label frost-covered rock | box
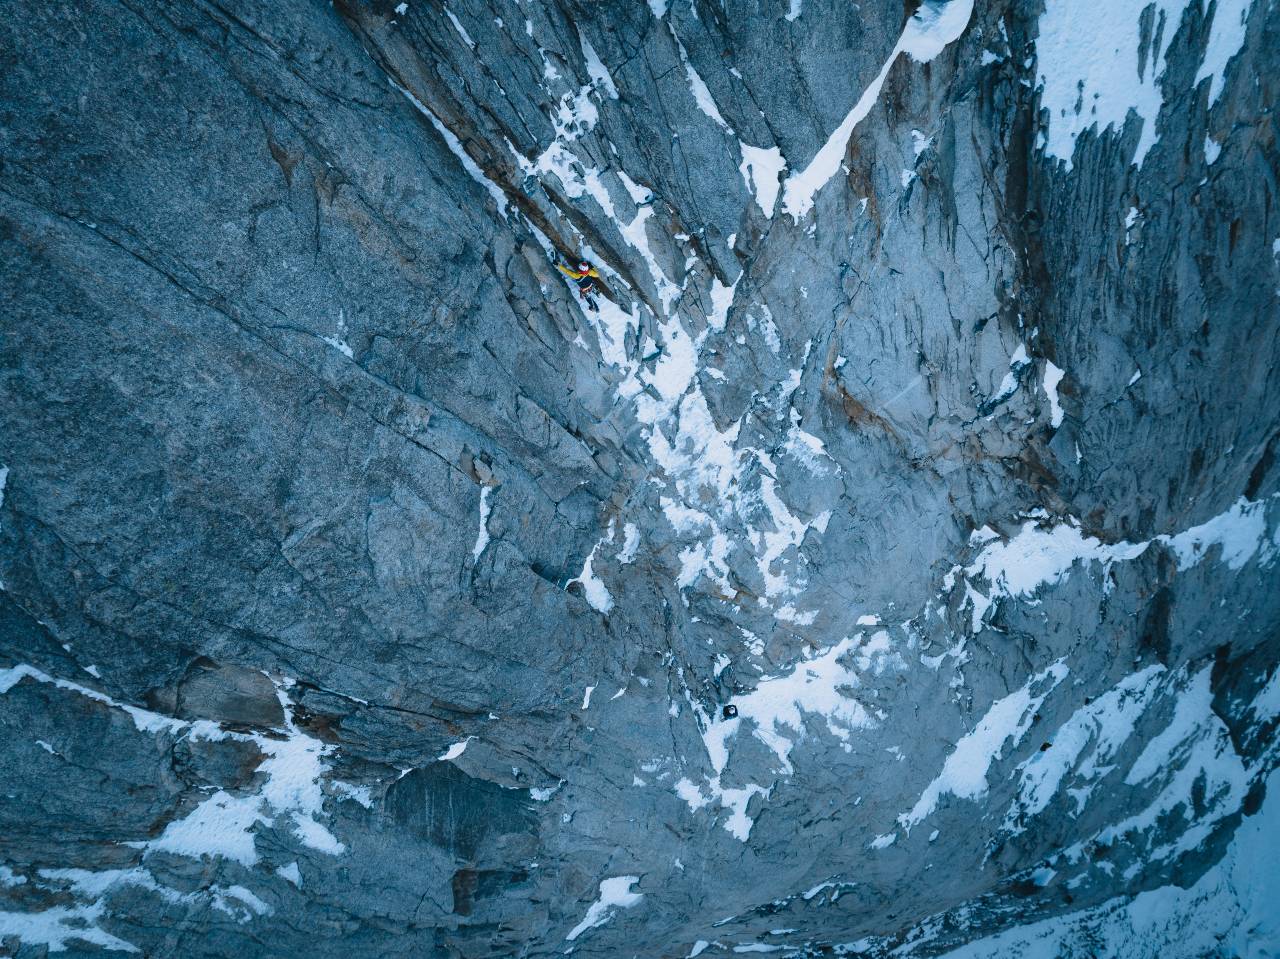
[1,0,1277,955]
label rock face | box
[1,0,1278,955]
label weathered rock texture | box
[1,0,1278,955]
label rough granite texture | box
[1,0,1278,956]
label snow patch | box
[438,736,475,762]
[1203,134,1222,165]
[1249,668,1280,722]
[932,769,1280,958]
[739,143,786,217]
[960,496,1278,633]
[579,34,618,99]
[472,485,492,561]
[566,876,644,941]
[898,0,975,62]
[674,31,731,133]
[1042,361,1065,428]
[1194,0,1253,106]
[320,335,353,358]
[1033,0,1250,169]
[963,520,1149,622]
[617,523,641,563]
[782,0,972,220]
[0,902,140,954]
[0,670,355,873]
[444,7,474,49]
[1005,665,1166,831]
[397,83,507,218]
[901,662,1069,828]
[986,344,1031,411]
[679,636,875,840]
[568,540,613,613]
[1163,496,1275,571]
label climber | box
[556,255,602,312]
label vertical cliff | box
[1,0,1278,955]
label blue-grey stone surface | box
[1,0,1278,955]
